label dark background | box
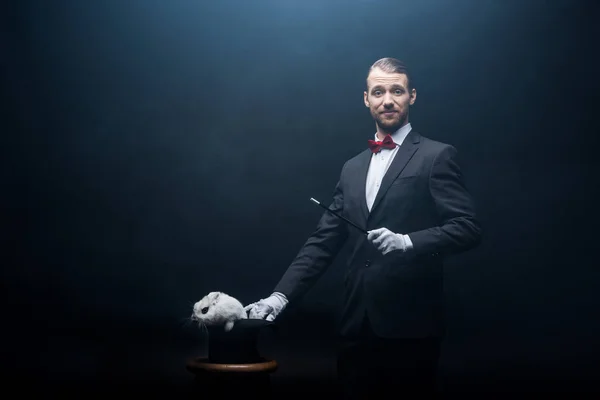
[3,0,599,396]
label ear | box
[409,88,417,106]
[364,91,369,108]
[213,292,220,302]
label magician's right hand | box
[244,292,288,321]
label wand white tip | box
[310,197,319,204]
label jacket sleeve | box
[408,145,482,257]
[273,164,350,303]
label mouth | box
[381,110,398,117]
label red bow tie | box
[368,134,397,154]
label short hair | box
[367,57,413,90]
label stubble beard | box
[374,112,408,135]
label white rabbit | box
[191,291,247,332]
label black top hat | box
[205,319,276,364]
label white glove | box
[244,292,288,321]
[367,227,412,255]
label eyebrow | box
[371,84,406,92]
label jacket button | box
[365,259,371,267]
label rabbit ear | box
[214,292,221,302]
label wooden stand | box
[186,357,278,397]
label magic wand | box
[309,197,368,235]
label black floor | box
[7,334,600,398]
[10,370,600,398]
[6,314,600,398]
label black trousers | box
[336,316,442,399]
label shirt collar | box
[373,122,412,146]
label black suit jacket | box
[273,130,482,339]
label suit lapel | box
[355,149,372,223]
[368,130,421,217]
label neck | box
[376,120,409,140]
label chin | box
[377,121,401,133]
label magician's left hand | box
[367,227,409,255]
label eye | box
[201,307,209,314]
[374,90,382,96]
[394,89,403,95]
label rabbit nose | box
[201,307,209,314]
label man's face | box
[364,68,416,134]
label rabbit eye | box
[201,307,209,314]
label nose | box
[383,94,394,108]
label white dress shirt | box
[365,123,414,249]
